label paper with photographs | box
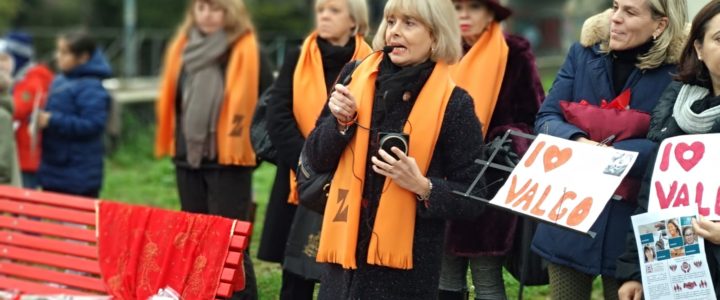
[632,205,716,300]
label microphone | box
[382,45,397,54]
[338,45,398,85]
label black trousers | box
[280,270,316,300]
[175,165,257,300]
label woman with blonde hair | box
[257,0,371,298]
[616,2,720,297]
[154,0,273,298]
[303,0,486,298]
[531,0,688,299]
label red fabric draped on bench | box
[0,186,251,298]
[97,201,235,299]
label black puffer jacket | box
[616,81,720,294]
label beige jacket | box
[0,93,21,186]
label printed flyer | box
[632,206,716,299]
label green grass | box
[100,73,613,299]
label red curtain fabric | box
[97,201,234,299]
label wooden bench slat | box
[0,245,101,274]
[233,222,252,236]
[0,199,96,225]
[0,276,93,295]
[225,251,242,267]
[0,231,98,259]
[216,282,233,298]
[0,261,105,292]
[229,235,247,251]
[0,216,96,243]
[0,186,96,211]
[220,267,237,283]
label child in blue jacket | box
[38,32,112,197]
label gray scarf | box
[181,28,228,168]
[673,84,720,134]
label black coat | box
[257,38,357,263]
[305,59,487,300]
[616,81,720,295]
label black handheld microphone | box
[337,45,398,86]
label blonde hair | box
[315,0,370,36]
[602,0,687,69]
[177,0,254,42]
[372,0,462,64]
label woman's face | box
[684,228,696,244]
[609,0,667,50]
[0,53,14,75]
[453,0,494,43]
[55,38,86,72]
[193,1,226,35]
[668,222,679,237]
[694,14,720,85]
[316,0,356,45]
[384,14,434,67]
[644,248,654,261]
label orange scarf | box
[450,22,508,137]
[316,52,455,270]
[155,31,260,166]
[288,32,372,204]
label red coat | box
[12,64,53,172]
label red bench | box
[0,185,251,298]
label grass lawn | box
[101,68,610,299]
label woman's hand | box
[693,218,720,244]
[575,136,609,147]
[618,281,643,300]
[38,111,52,129]
[329,84,357,123]
[371,147,430,196]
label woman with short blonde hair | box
[303,0,486,298]
[257,0,372,298]
[316,0,370,36]
[154,0,274,298]
[372,0,463,64]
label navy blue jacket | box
[38,49,112,196]
[531,42,675,276]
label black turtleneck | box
[611,40,654,95]
[317,37,357,90]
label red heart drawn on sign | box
[674,142,705,172]
[543,145,572,173]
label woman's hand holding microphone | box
[329,84,431,201]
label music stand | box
[452,129,603,300]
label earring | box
[699,55,703,61]
[652,33,658,41]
